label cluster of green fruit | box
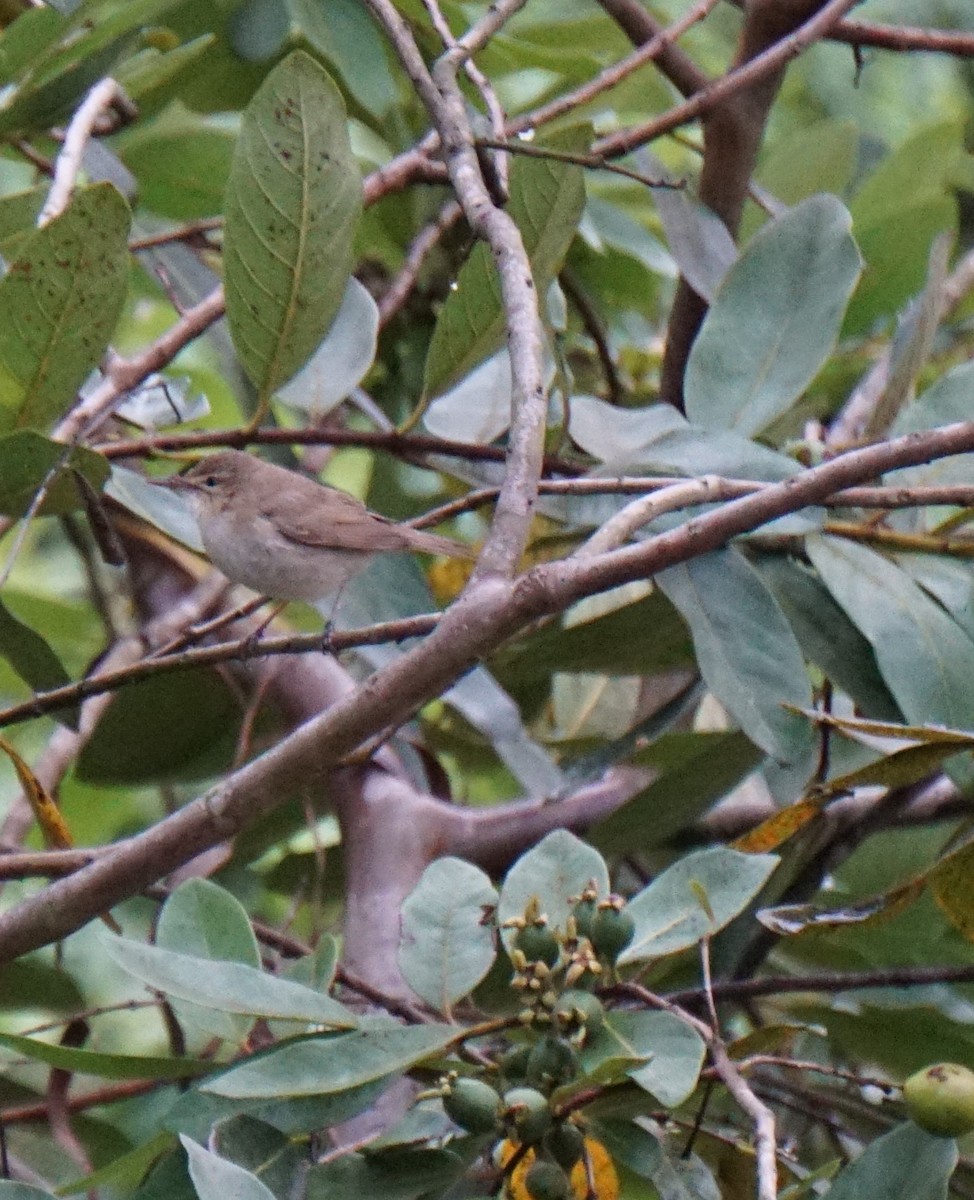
[434,886,635,1200]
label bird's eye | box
[204,476,217,488]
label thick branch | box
[4,420,974,960]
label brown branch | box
[95,426,585,476]
[377,201,463,329]
[654,0,859,411]
[3,419,974,962]
[667,962,974,1006]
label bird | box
[157,449,474,603]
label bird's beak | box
[156,474,196,492]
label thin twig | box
[594,0,861,158]
[39,77,130,226]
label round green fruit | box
[544,1121,586,1170]
[503,1086,553,1144]
[500,1043,533,1084]
[904,1063,974,1137]
[516,921,561,968]
[442,1076,502,1134]
[571,895,598,941]
[589,902,635,962]
[554,989,605,1037]
[524,1160,571,1200]
[526,1034,579,1089]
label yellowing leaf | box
[500,1137,619,1200]
[929,840,974,941]
[731,797,824,853]
[0,733,72,848]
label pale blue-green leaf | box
[567,395,800,481]
[583,1011,705,1107]
[0,1031,210,1081]
[652,1150,721,1200]
[211,1117,304,1200]
[342,555,564,797]
[182,1136,276,1200]
[579,196,675,276]
[399,858,498,1013]
[896,556,974,643]
[422,349,514,445]
[114,375,209,430]
[104,936,357,1028]
[204,1022,455,1098]
[269,937,340,1039]
[807,536,974,734]
[886,360,974,488]
[291,0,396,117]
[822,1122,956,1200]
[107,464,204,553]
[757,556,901,721]
[422,126,587,401]
[305,1148,465,1200]
[275,278,378,415]
[621,847,779,963]
[224,51,362,398]
[0,183,129,431]
[157,879,261,1041]
[592,731,763,854]
[0,1187,58,1200]
[652,185,737,303]
[229,0,290,62]
[658,548,815,764]
[497,829,609,950]
[685,195,862,436]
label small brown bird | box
[158,449,474,602]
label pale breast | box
[199,508,372,602]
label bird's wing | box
[263,487,410,553]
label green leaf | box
[157,879,262,1041]
[0,599,76,726]
[582,1011,705,1108]
[0,0,184,137]
[211,1117,306,1200]
[592,732,763,854]
[76,668,243,785]
[496,589,694,688]
[291,0,396,118]
[122,123,235,220]
[0,432,109,516]
[757,556,901,721]
[59,1132,175,1197]
[306,1147,466,1200]
[223,50,363,399]
[182,1136,276,1200]
[685,195,862,436]
[104,936,357,1028]
[823,1121,956,1200]
[0,1031,212,1081]
[807,536,974,736]
[0,184,130,431]
[621,847,779,962]
[658,548,815,765]
[205,1022,456,1098]
[399,858,498,1014]
[497,829,609,950]
[422,126,588,402]
[0,1187,59,1200]
[0,187,46,259]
